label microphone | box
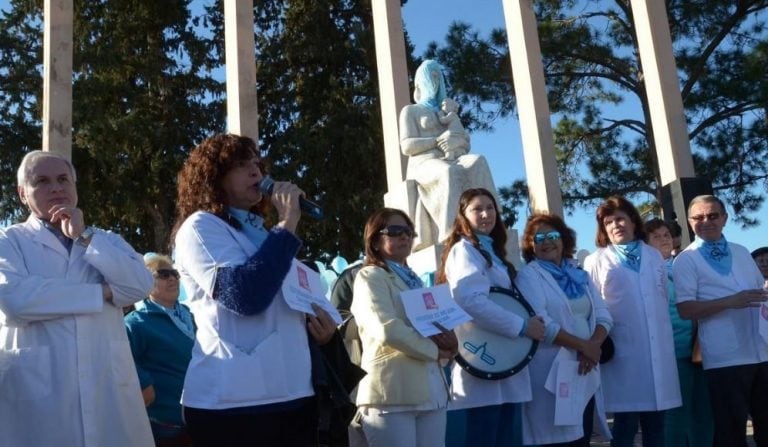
[258,176,324,220]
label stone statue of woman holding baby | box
[398,59,497,247]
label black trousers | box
[183,398,318,447]
[705,362,768,447]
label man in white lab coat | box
[0,150,154,446]
[673,194,768,447]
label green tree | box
[205,0,388,261]
[426,0,768,226]
[0,0,225,252]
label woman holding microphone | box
[172,134,335,446]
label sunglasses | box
[534,230,561,245]
[688,212,722,222]
[154,268,180,280]
[379,225,417,238]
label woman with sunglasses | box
[171,134,336,446]
[125,253,195,446]
[436,188,545,447]
[351,208,457,447]
[516,214,613,446]
[583,196,681,447]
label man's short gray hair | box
[687,194,726,215]
[17,150,77,186]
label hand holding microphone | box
[258,176,324,220]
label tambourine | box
[454,286,538,380]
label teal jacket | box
[125,299,196,426]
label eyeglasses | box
[688,212,722,222]
[154,269,180,280]
[379,225,417,238]
[534,231,561,245]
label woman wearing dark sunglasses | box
[436,188,545,447]
[583,196,681,447]
[351,208,457,447]
[124,253,195,446]
[516,214,613,446]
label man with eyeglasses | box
[672,194,768,446]
[0,151,154,446]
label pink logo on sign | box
[297,266,311,291]
[559,382,570,398]
[422,292,438,310]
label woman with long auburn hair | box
[437,188,545,447]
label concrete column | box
[371,0,410,191]
[502,0,563,216]
[632,0,698,245]
[631,0,695,184]
[224,0,259,142]
[43,0,73,160]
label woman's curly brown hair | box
[170,134,270,247]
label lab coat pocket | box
[0,346,52,402]
[700,317,738,357]
[218,332,288,404]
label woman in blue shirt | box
[125,253,195,446]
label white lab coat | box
[173,211,314,409]
[516,260,612,445]
[444,238,532,410]
[0,216,154,446]
[584,244,681,412]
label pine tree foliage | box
[205,0,387,261]
[426,0,768,226]
[0,0,391,259]
[0,0,225,252]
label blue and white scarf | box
[612,240,642,273]
[476,233,506,268]
[229,207,269,249]
[537,259,588,300]
[386,260,424,290]
[691,236,732,276]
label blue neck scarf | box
[612,240,642,272]
[139,299,196,340]
[476,233,505,268]
[692,236,732,276]
[229,207,269,250]
[536,259,588,300]
[386,260,424,290]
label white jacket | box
[173,211,313,409]
[444,238,532,409]
[584,244,681,412]
[517,260,612,444]
[0,216,153,447]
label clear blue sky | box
[402,0,768,254]
[1,0,764,253]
